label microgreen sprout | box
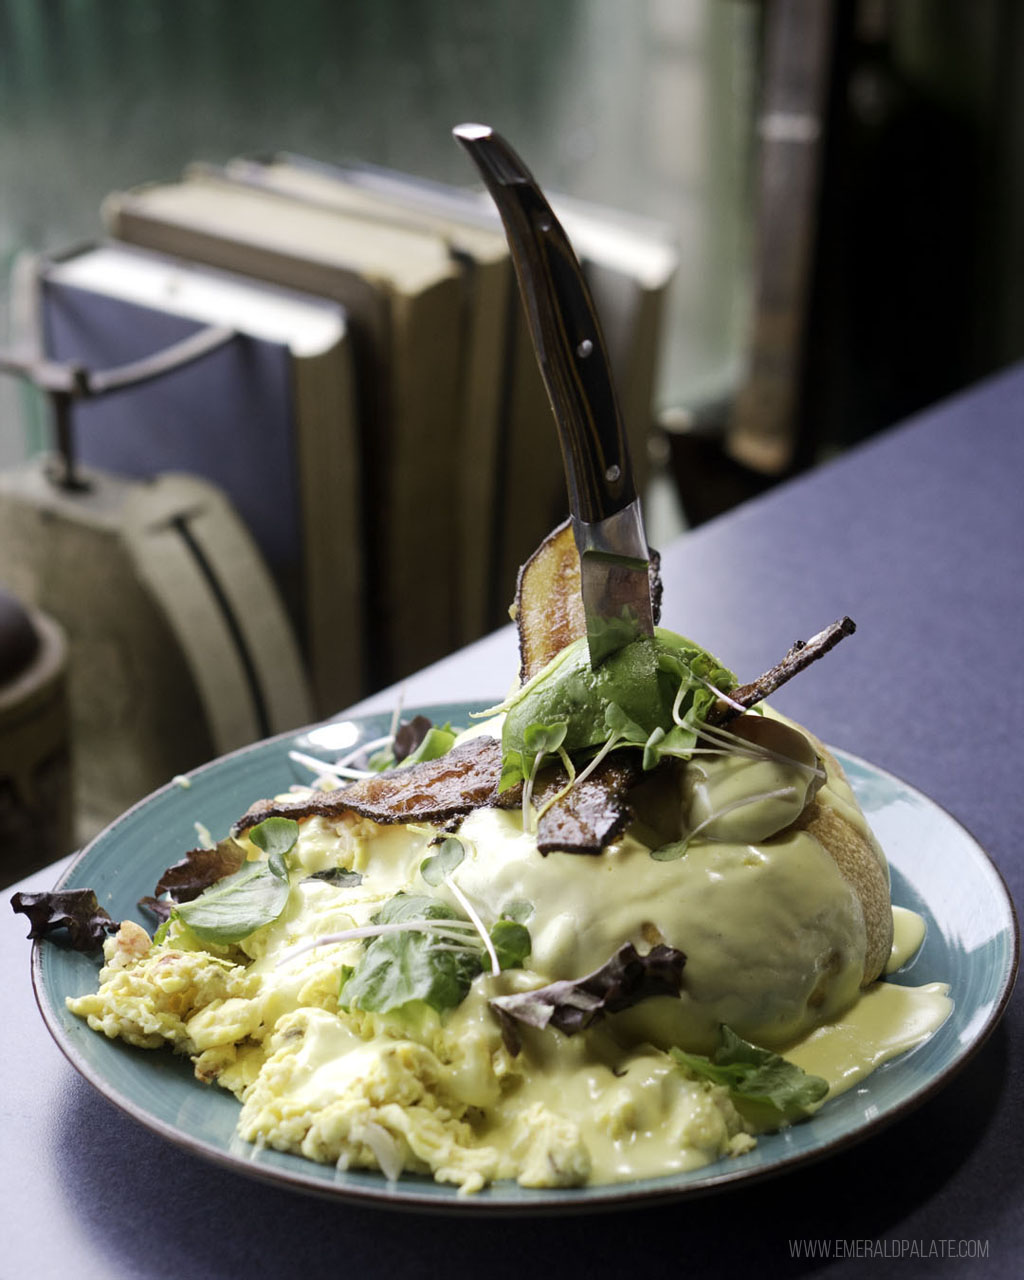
[534,751,577,822]
[278,831,504,980]
[287,749,348,785]
[695,674,748,717]
[444,880,501,976]
[531,703,645,821]
[420,837,466,886]
[387,692,405,743]
[670,677,693,729]
[659,687,826,781]
[289,710,463,784]
[288,734,397,785]
[520,722,570,831]
[424,942,485,956]
[534,723,618,819]
[420,838,498,971]
[333,733,397,773]
[275,917,482,968]
[690,719,825,780]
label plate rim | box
[31,704,1021,1215]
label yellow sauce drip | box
[784,977,952,1097]
[781,906,950,1099]
[887,905,928,974]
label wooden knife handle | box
[454,124,636,525]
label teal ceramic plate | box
[33,703,1019,1213]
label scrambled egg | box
[68,807,756,1194]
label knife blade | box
[453,123,654,667]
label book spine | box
[384,275,463,678]
[290,341,367,713]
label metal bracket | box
[0,324,236,490]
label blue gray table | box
[4,363,1021,1277]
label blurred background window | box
[3,0,1022,485]
[0,0,757,470]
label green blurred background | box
[0,0,755,469]
[2,0,1022,493]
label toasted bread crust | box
[793,796,893,984]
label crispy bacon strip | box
[236,735,640,855]
[236,737,506,831]
[710,617,856,724]
[502,756,641,854]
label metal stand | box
[0,324,236,489]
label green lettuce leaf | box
[369,717,461,772]
[489,917,531,970]
[340,891,534,1018]
[339,893,480,1016]
[670,1025,829,1125]
[493,629,736,787]
[401,722,459,768]
[174,817,297,944]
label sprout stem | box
[275,918,479,968]
[683,785,797,844]
[535,746,578,821]
[334,734,395,771]
[694,720,825,779]
[288,749,370,783]
[444,875,501,977]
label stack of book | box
[32,153,678,712]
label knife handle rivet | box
[605,464,621,483]
[576,338,594,359]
